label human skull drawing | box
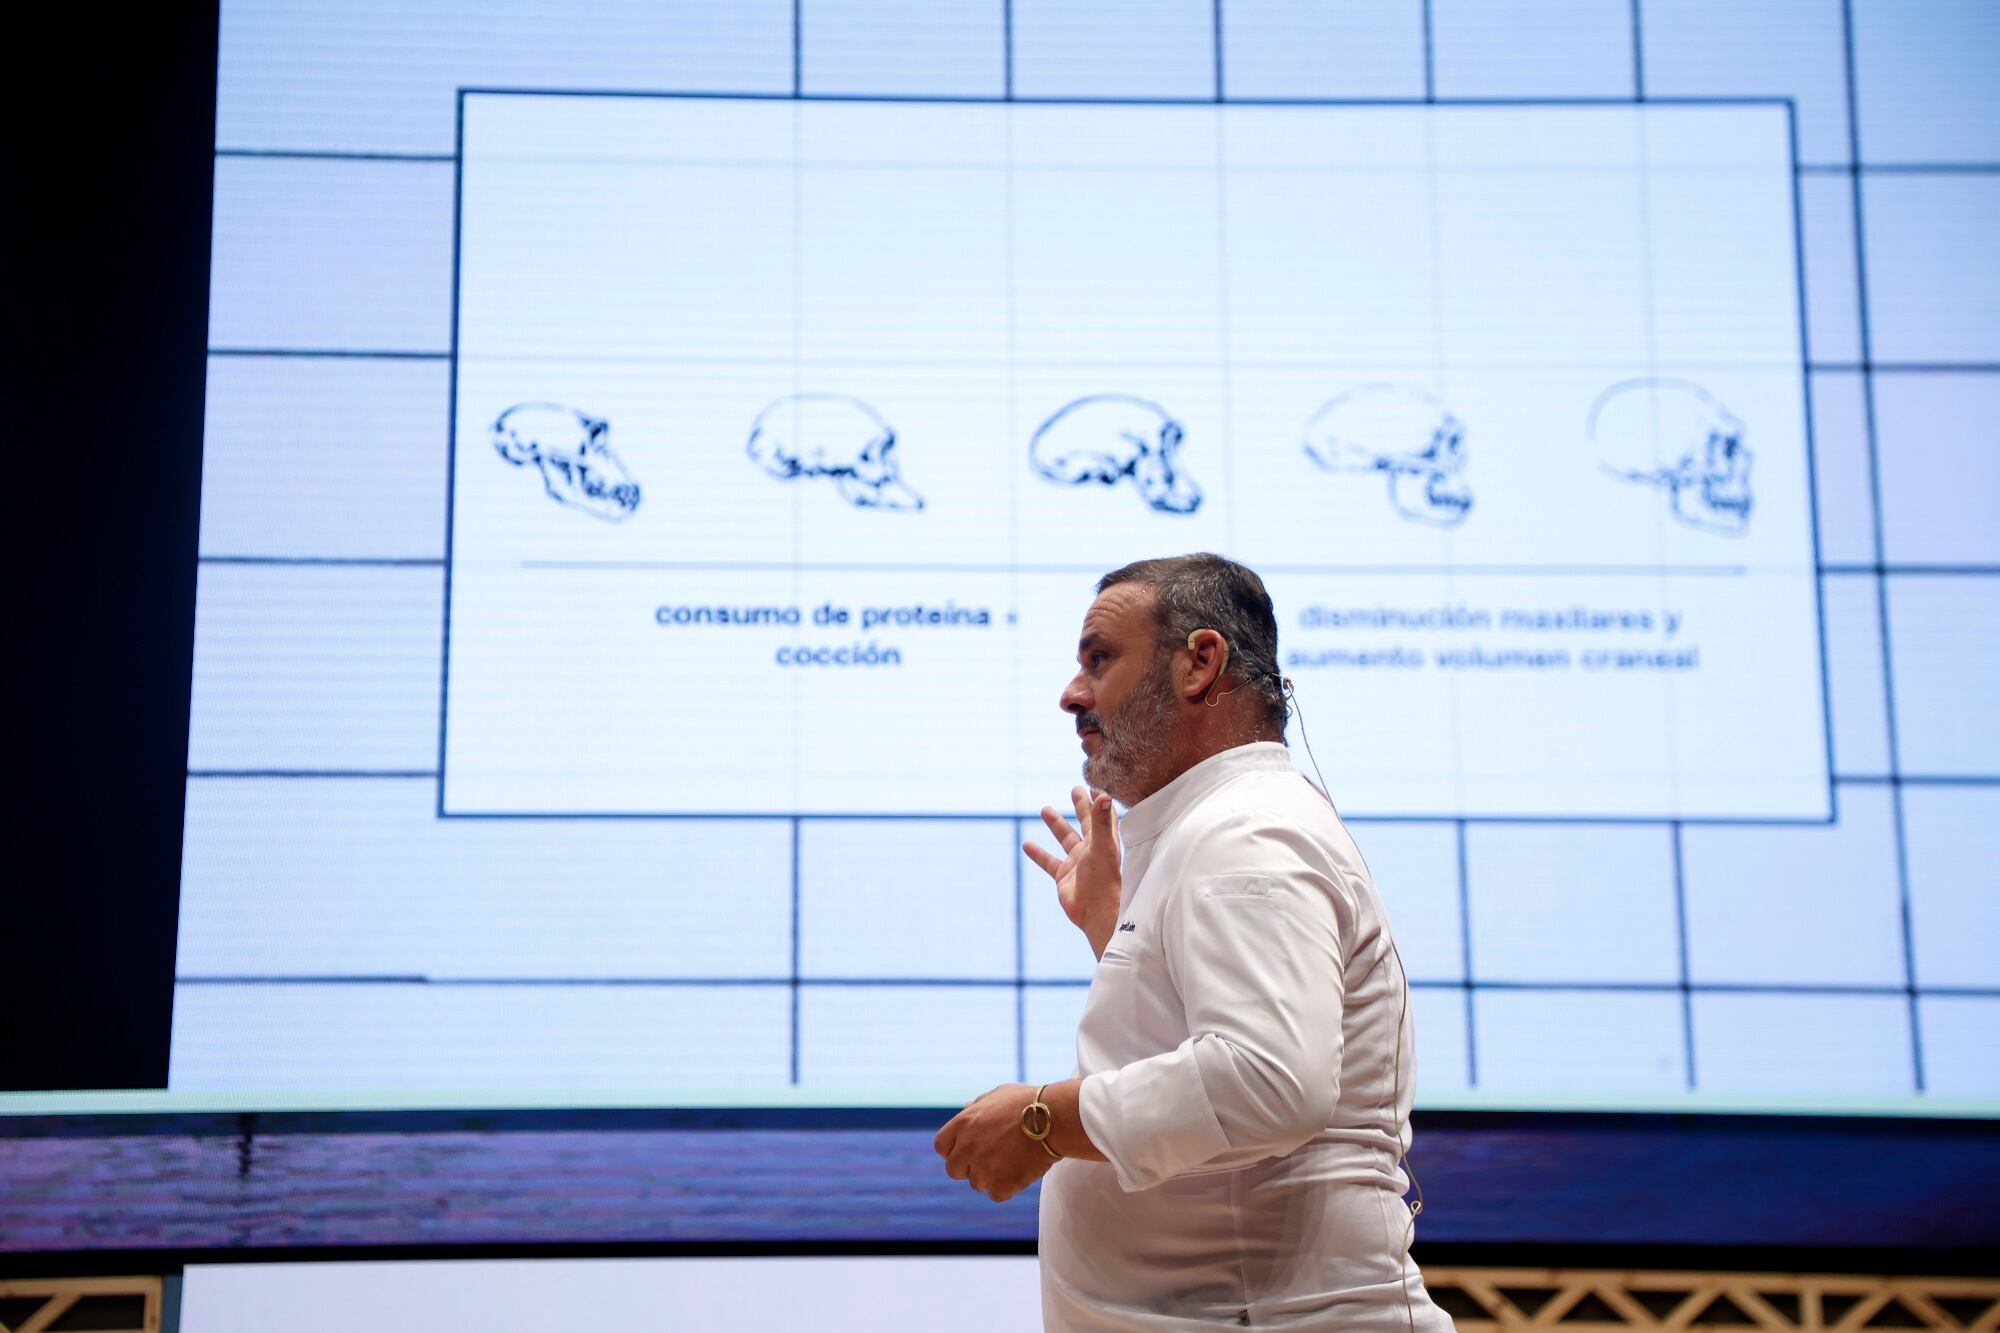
[1028,395,1202,514]
[747,394,924,511]
[1589,379,1752,535]
[1300,385,1472,528]
[490,403,641,522]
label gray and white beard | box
[1081,653,1180,806]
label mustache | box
[1076,712,1103,733]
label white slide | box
[441,97,1825,821]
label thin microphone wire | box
[1285,675,1331,805]
[1285,679,1424,1333]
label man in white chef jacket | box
[935,553,1455,1331]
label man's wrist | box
[1082,905,1120,958]
[1031,1078,1106,1164]
[1019,1084,1061,1159]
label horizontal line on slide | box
[459,351,1815,371]
[183,557,1997,578]
[523,560,1756,576]
[231,156,1989,179]
[181,773,1981,806]
[209,149,2000,174]
[458,91,1793,108]
[199,348,2000,374]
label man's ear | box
[1178,646,1206,703]
[1181,628,1229,701]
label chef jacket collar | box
[1116,740,1296,849]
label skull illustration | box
[1589,378,1752,535]
[1300,385,1472,528]
[1028,395,1202,514]
[747,394,924,511]
[491,403,641,522]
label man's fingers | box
[1071,785,1092,830]
[933,1118,960,1158]
[1023,842,1063,880]
[945,1154,970,1181]
[1040,806,1080,852]
[1090,789,1115,837]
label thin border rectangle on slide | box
[435,90,1833,827]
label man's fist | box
[933,1083,1058,1203]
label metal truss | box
[0,1276,160,1333]
[1428,1268,2000,1331]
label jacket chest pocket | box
[1080,945,1141,1029]
[1093,943,1139,981]
[1084,936,1183,1044]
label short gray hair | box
[1097,553,1288,735]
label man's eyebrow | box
[1076,632,1108,659]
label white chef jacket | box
[1040,742,1454,1331]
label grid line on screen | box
[1814,363,2000,371]
[170,976,2000,997]
[178,769,2000,784]
[1787,92,1843,841]
[174,0,2000,1104]
[1455,820,1477,1087]
[201,350,2000,371]
[436,90,466,828]
[200,556,445,568]
[790,816,802,1084]
[1800,163,2000,174]
[1421,0,1435,102]
[186,769,441,779]
[1013,815,1028,1083]
[215,148,458,163]
[1670,822,1695,1089]
[208,348,451,359]
[1841,0,1923,1093]
[1822,564,2000,576]
[1212,0,1225,101]
[1846,776,1998,787]
[1630,0,1645,102]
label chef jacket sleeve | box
[1077,812,1356,1193]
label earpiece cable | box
[1286,678,1423,1333]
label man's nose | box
[1060,674,1091,715]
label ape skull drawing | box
[1589,378,1753,535]
[746,393,925,511]
[490,403,641,522]
[1028,395,1202,514]
[1300,384,1473,528]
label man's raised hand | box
[1024,786,1122,959]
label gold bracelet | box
[1020,1084,1061,1160]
